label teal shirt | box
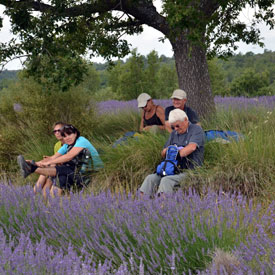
[58,136,103,170]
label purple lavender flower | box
[214,95,275,110]
[97,96,275,114]
[13,103,23,113]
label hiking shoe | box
[17,155,32,178]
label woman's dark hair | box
[60,124,80,138]
[53,121,66,128]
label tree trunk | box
[171,35,215,119]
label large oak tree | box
[0,0,274,117]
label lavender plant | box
[214,96,275,111]
[0,183,274,274]
[0,228,142,274]
[97,96,275,114]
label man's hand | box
[161,147,168,158]
[178,143,197,157]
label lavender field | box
[97,96,275,114]
[0,94,275,274]
[0,183,274,274]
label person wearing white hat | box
[140,109,205,197]
[137,93,165,133]
[165,89,200,132]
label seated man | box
[165,89,200,132]
[137,93,165,133]
[140,109,205,197]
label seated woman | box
[17,124,103,197]
[33,121,66,198]
[137,93,165,133]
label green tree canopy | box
[24,54,88,91]
[208,58,228,96]
[108,50,145,100]
[144,50,160,99]
[230,68,270,97]
[107,50,178,100]
[77,64,100,94]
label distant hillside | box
[0,70,19,90]
[218,50,275,83]
[216,50,275,96]
[0,70,19,81]
[93,50,275,83]
[1,50,274,96]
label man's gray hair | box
[168,109,188,124]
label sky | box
[0,3,274,70]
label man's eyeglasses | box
[171,124,180,130]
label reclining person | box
[165,89,200,132]
[112,93,165,147]
[18,124,103,197]
[140,109,205,197]
[137,93,165,133]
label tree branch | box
[0,0,121,16]
[0,0,170,35]
[199,0,221,18]
[100,18,143,32]
[0,54,29,72]
[0,0,54,12]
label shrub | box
[229,69,270,97]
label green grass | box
[0,79,274,199]
[88,107,275,199]
[188,108,275,199]
[91,132,168,193]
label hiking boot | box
[17,155,33,178]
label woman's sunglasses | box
[52,129,61,134]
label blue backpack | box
[156,145,180,177]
